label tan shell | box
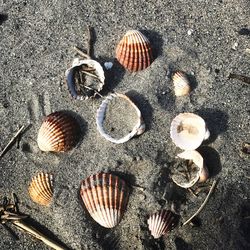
[37,111,80,152]
[80,172,130,228]
[170,113,210,150]
[173,71,191,96]
[147,210,177,239]
[28,172,54,206]
[116,30,153,71]
[172,150,209,188]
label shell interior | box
[116,30,153,71]
[80,172,130,228]
[28,172,54,206]
[65,58,105,100]
[96,93,145,144]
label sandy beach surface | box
[0,0,249,249]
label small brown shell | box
[147,210,177,239]
[28,172,54,206]
[37,111,80,152]
[172,71,191,96]
[116,30,153,71]
[80,172,130,228]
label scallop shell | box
[147,210,177,239]
[80,172,130,228]
[96,93,145,144]
[37,111,80,152]
[65,58,105,100]
[172,150,209,188]
[170,113,210,150]
[28,172,54,206]
[173,71,191,96]
[116,30,153,71]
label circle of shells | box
[29,29,213,241]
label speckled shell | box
[170,113,210,150]
[37,111,80,152]
[173,71,191,96]
[116,30,153,71]
[28,172,53,206]
[147,210,177,239]
[96,93,145,144]
[80,173,130,228]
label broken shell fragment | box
[65,58,105,100]
[80,172,130,228]
[37,111,80,152]
[116,30,154,71]
[242,142,250,154]
[147,210,177,239]
[172,71,191,96]
[28,172,54,206]
[172,150,209,188]
[170,113,210,150]
[96,93,145,144]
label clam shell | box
[172,150,209,188]
[65,58,105,100]
[28,172,53,206]
[170,113,210,150]
[37,111,80,152]
[96,93,145,144]
[173,71,191,96]
[116,30,153,71]
[80,172,130,228]
[147,210,177,239]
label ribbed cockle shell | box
[173,71,191,96]
[147,210,177,239]
[28,172,54,206]
[80,172,130,228]
[37,111,80,152]
[116,30,153,71]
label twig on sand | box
[183,180,217,226]
[0,125,26,159]
[86,25,92,57]
[73,46,90,59]
[84,86,104,98]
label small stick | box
[82,70,99,79]
[188,188,198,197]
[183,180,217,226]
[0,125,25,159]
[73,46,90,59]
[86,25,92,56]
[84,86,104,98]
[246,176,250,179]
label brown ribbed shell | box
[80,173,130,228]
[147,210,177,239]
[116,30,153,71]
[28,172,54,206]
[37,111,80,152]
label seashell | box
[28,172,54,206]
[172,150,209,188]
[147,210,177,239]
[172,71,191,96]
[65,58,105,100]
[96,93,145,144]
[80,172,130,228]
[116,30,153,71]
[37,111,80,152]
[170,113,210,150]
[104,61,113,70]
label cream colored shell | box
[172,71,191,96]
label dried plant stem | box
[86,25,92,56]
[73,46,90,59]
[183,180,217,226]
[82,70,99,79]
[13,220,66,250]
[84,86,103,98]
[0,125,25,159]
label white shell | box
[172,150,209,188]
[104,62,113,70]
[65,58,105,100]
[96,93,145,144]
[172,71,191,96]
[170,113,210,150]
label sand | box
[0,0,249,249]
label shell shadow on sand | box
[0,13,8,25]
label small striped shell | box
[173,71,191,96]
[80,173,130,228]
[116,30,153,71]
[96,93,145,144]
[170,113,210,150]
[147,210,177,239]
[65,58,105,100]
[37,111,80,152]
[28,172,54,206]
